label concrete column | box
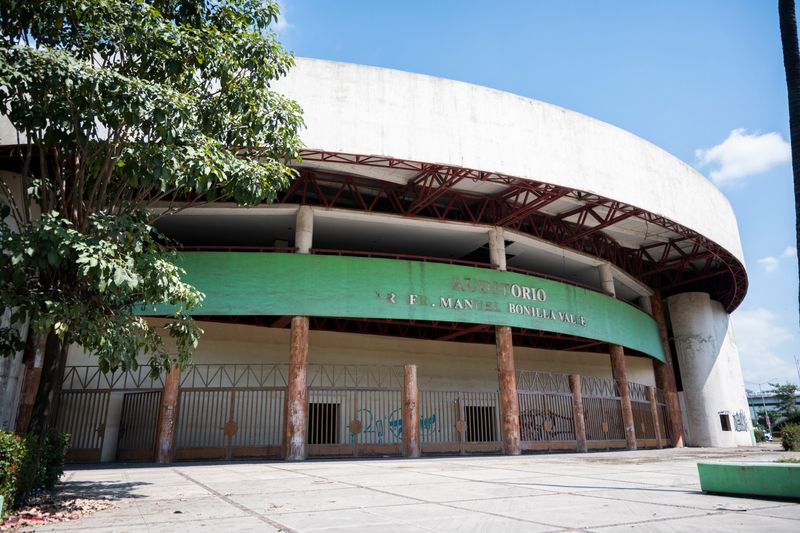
[488,228,520,454]
[295,206,314,253]
[156,364,181,464]
[496,326,521,455]
[569,374,587,453]
[402,364,420,458]
[650,292,685,448]
[282,206,314,460]
[599,263,636,450]
[488,227,506,271]
[667,292,752,447]
[610,344,637,450]
[647,386,663,449]
[638,295,653,315]
[283,316,309,460]
[598,262,615,296]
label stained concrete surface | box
[37,446,800,532]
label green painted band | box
[149,252,665,361]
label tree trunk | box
[779,0,800,326]
[14,330,46,434]
[27,331,70,440]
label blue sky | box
[276,1,800,388]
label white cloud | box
[732,307,798,386]
[756,244,798,272]
[757,256,779,272]
[274,2,290,34]
[695,128,791,187]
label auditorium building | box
[4,59,754,462]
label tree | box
[779,0,800,328]
[768,382,799,417]
[0,0,303,437]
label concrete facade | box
[2,58,754,459]
[668,292,752,447]
[274,58,745,263]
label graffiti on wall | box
[732,410,748,432]
[348,408,438,443]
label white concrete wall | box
[68,319,657,389]
[275,58,745,265]
[668,292,752,447]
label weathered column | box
[650,292,685,448]
[598,262,615,296]
[283,316,309,460]
[610,344,637,450]
[282,206,314,461]
[402,364,420,458]
[156,364,181,464]
[489,228,521,455]
[488,227,507,271]
[569,374,587,452]
[647,386,663,449]
[496,326,521,454]
[599,263,636,450]
[295,205,314,254]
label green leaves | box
[0,1,301,376]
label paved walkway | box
[39,447,799,532]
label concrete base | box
[698,462,800,501]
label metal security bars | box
[418,390,502,454]
[517,371,576,451]
[581,376,626,449]
[630,382,656,441]
[55,390,110,462]
[57,363,673,461]
[175,388,285,460]
[117,390,162,461]
[306,365,404,457]
[655,388,671,443]
[306,389,402,456]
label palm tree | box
[779,0,800,327]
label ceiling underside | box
[280,149,747,312]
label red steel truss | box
[285,149,747,312]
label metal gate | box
[517,371,577,452]
[55,390,110,462]
[175,388,285,460]
[630,382,657,446]
[117,390,161,461]
[306,364,404,457]
[419,390,502,454]
[581,376,626,450]
[307,388,402,456]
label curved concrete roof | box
[274,58,745,265]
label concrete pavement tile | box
[323,471,464,488]
[360,501,553,531]
[231,486,418,514]
[448,492,692,529]
[404,512,556,532]
[375,479,553,502]
[589,510,800,532]
[747,503,800,520]
[196,476,353,495]
[489,474,655,493]
[261,506,409,531]
[579,487,787,511]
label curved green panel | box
[149,252,664,361]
